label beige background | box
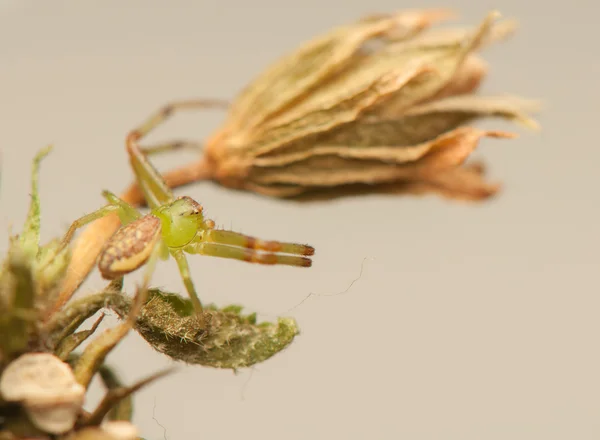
[1,1,598,439]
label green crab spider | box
[54,101,315,326]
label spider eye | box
[178,207,201,216]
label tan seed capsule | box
[192,9,538,201]
[98,215,161,279]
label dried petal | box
[248,128,514,186]
[364,10,502,118]
[386,161,502,201]
[225,8,454,134]
[428,55,488,100]
[404,94,541,130]
[287,162,501,202]
[252,93,535,168]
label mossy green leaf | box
[110,290,299,370]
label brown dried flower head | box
[198,9,539,201]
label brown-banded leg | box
[204,229,315,257]
[185,242,313,267]
[171,249,205,326]
[125,99,229,209]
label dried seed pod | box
[196,9,538,200]
[0,353,85,434]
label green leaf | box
[110,290,300,370]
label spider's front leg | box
[186,228,315,267]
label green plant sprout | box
[50,104,315,327]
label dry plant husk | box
[198,9,540,201]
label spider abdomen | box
[98,214,162,279]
